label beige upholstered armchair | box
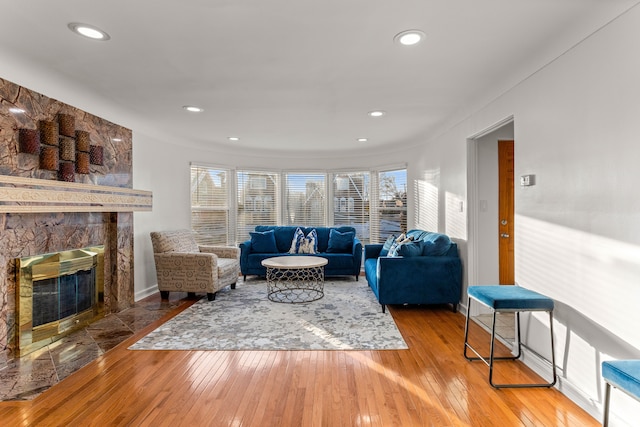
[150,230,240,301]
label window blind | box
[190,165,230,245]
[370,168,407,243]
[236,170,280,243]
[284,173,326,227]
[332,172,370,244]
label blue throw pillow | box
[250,230,278,253]
[398,241,423,257]
[326,229,354,253]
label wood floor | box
[0,296,598,426]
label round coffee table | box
[261,256,328,303]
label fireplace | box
[16,246,105,357]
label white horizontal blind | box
[236,170,280,243]
[370,168,407,243]
[332,172,370,244]
[285,173,326,227]
[190,165,230,245]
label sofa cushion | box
[398,241,423,257]
[421,233,452,256]
[250,230,278,253]
[327,229,354,253]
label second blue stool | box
[463,285,557,388]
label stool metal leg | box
[464,297,520,363]
[603,382,611,427]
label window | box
[332,172,370,244]
[237,170,280,243]
[371,168,407,243]
[189,165,404,245]
[190,164,230,245]
[285,173,326,227]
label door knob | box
[500,233,510,238]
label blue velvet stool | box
[602,360,640,426]
[463,285,557,388]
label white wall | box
[410,7,640,425]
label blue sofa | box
[240,226,362,280]
[364,229,462,313]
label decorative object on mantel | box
[18,129,40,154]
[59,161,75,182]
[76,151,90,174]
[90,145,104,165]
[14,113,104,181]
[76,130,90,152]
[39,120,58,145]
[59,138,75,161]
[57,113,75,137]
[39,145,59,170]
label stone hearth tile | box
[86,315,134,352]
[48,329,103,381]
[115,305,175,333]
[0,347,57,401]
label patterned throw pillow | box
[289,227,318,254]
[380,234,396,257]
[298,229,318,254]
[388,235,414,257]
[288,227,305,253]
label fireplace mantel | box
[0,175,152,213]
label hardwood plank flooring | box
[0,298,598,426]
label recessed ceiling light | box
[228,137,239,141]
[9,107,25,114]
[68,23,111,41]
[368,110,386,118]
[394,30,425,46]
[357,138,368,142]
[183,105,204,113]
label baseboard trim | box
[135,285,158,302]
[520,345,602,422]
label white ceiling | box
[1,0,638,155]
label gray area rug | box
[129,278,408,351]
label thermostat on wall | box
[520,174,535,186]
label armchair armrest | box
[154,251,218,268]
[199,245,240,260]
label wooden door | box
[498,140,514,284]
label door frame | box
[465,116,514,313]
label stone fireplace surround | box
[1,78,152,368]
